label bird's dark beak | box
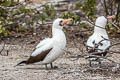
[61,18,73,26]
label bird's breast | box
[54,36,66,49]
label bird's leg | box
[50,63,54,69]
[45,64,48,69]
[6,50,9,56]
[50,63,58,69]
[89,61,92,67]
[98,61,101,68]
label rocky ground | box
[0,24,120,80]
[0,0,120,80]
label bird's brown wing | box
[26,48,52,64]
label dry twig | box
[0,40,8,56]
[85,17,106,29]
[65,35,120,65]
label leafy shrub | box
[75,0,96,19]
[43,4,55,20]
[60,11,81,24]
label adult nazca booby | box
[16,18,72,69]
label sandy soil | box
[0,36,120,80]
[0,25,119,80]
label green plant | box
[75,2,82,9]
[75,0,96,20]
[75,0,120,37]
[43,4,55,19]
[39,13,46,24]
[0,0,41,36]
[60,11,81,24]
[0,0,17,7]
[0,24,8,36]
[102,0,120,37]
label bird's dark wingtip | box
[14,61,27,67]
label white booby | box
[86,16,114,67]
[16,18,72,69]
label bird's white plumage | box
[87,34,110,52]
[31,18,66,64]
[31,38,53,56]
[87,16,110,52]
[36,38,51,49]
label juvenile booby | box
[16,18,72,69]
[86,16,114,67]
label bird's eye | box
[59,20,63,26]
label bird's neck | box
[52,28,65,37]
[94,26,107,34]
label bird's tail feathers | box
[15,61,27,67]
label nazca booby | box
[86,16,114,67]
[16,18,72,69]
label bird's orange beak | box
[107,15,115,19]
[61,18,73,25]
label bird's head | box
[52,18,72,30]
[95,16,115,28]
[95,16,107,28]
